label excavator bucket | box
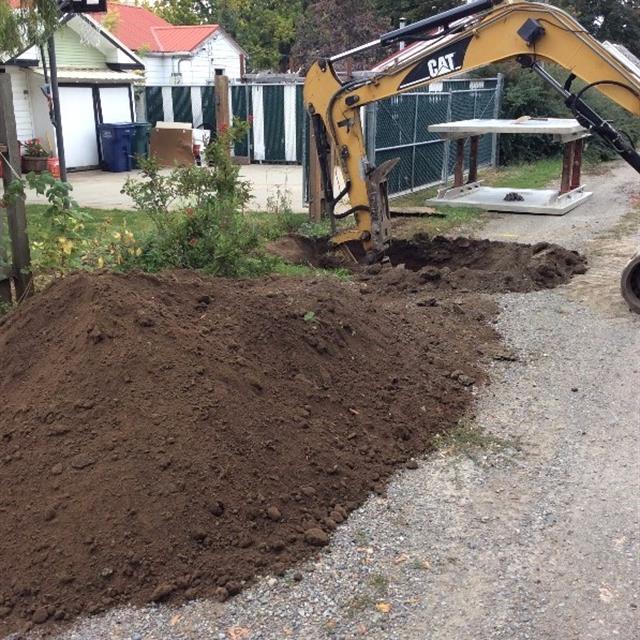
[364,157,400,260]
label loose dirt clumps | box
[385,234,587,293]
[0,269,500,635]
[267,233,587,294]
[0,233,586,634]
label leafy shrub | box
[133,198,275,276]
[122,121,275,277]
[4,172,92,275]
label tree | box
[374,0,639,55]
[292,0,390,71]
[556,0,640,55]
[0,0,61,58]
[374,0,461,27]
[155,0,303,71]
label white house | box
[95,2,247,84]
[1,11,145,170]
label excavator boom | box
[304,0,640,261]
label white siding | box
[7,68,35,142]
[143,56,172,85]
[141,32,242,86]
[205,32,242,79]
[27,71,55,150]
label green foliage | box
[122,121,251,230]
[122,121,275,277]
[496,62,640,165]
[292,0,390,71]
[155,0,303,71]
[555,0,640,54]
[0,0,61,59]
[0,299,13,318]
[132,198,274,276]
[3,171,92,274]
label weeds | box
[368,573,389,594]
[432,419,521,460]
[0,299,13,318]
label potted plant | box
[21,139,50,174]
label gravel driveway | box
[23,162,640,640]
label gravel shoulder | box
[19,162,640,640]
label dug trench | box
[0,235,586,636]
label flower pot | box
[21,156,49,174]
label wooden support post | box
[570,138,584,190]
[0,74,32,301]
[0,197,11,304]
[453,138,466,188]
[215,75,230,136]
[560,141,575,194]
[468,135,480,183]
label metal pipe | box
[46,36,68,182]
[380,0,503,46]
[330,38,382,63]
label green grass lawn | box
[23,157,566,251]
[26,204,152,241]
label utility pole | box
[47,36,68,182]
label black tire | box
[621,253,640,314]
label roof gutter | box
[142,51,195,57]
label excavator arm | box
[304,0,640,260]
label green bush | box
[122,121,275,277]
[134,198,276,276]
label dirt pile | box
[0,270,501,635]
[385,234,587,293]
[267,233,588,294]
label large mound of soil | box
[267,233,587,293]
[0,269,502,635]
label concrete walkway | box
[27,164,305,212]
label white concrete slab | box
[429,118,589,141]
[425,182,593,216]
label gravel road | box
[20,162,640,640]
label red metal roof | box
[95,3,219,53]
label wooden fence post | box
[0,73,32,302]
[0,159,12,304]
[215,74,230,135]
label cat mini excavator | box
[303,0,640,312]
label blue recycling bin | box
[98,123,135,172]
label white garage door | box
[99,86,132,123]
[59,87,99,170]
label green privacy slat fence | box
[231,85,249,157]
[367,78,503,196]
[200,86,216,133]
[263,85,285,161]
[145,87,163,126]
[172,86,193,125]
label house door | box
[99,86,133,123]
[59,87,99,170]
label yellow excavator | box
[303,0,640,311]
